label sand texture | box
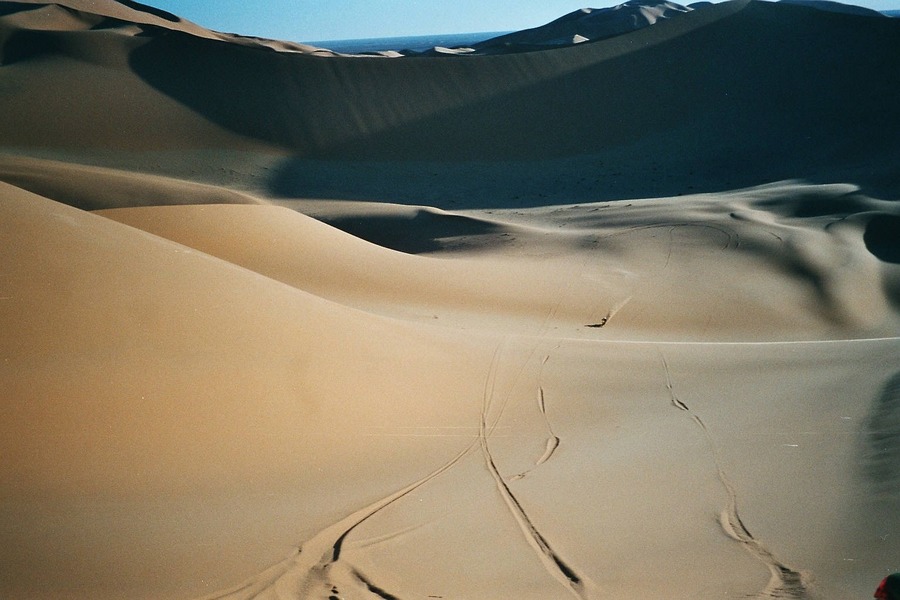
[1,0,899,598]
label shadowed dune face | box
[136,1,893,157]
[865,214,900,264]
[319,208,505,254]
[0,35,258,149]
[1,0,898,201]
[115,0,178,22]
[862,214,900,309]
[123,0,900,169]
[0,2,312,150]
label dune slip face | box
[1,0,900,599]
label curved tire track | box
[658,351,812,599]
[480,345,593,599]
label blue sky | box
[140,0,897,42]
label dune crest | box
[468,1,694,53]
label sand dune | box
[128,0,900,168]
[3,0,321,50]
[410,1,694,56]
[468,1,694,52]
[95,186,899,340]
[0,154,263,209]
[1,0,899,599]
[0,182,494,599]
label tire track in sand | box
[480,344,593,600]
[659,352,812,599]
[510,351,561,481]
[533,386,561,468]
[201,342,589,600]
[200,341,592,599]
[197,438,476,600]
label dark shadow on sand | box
[124,1,900,208]
[319,209,504,254]
[865,215,900,264]
[117,0,180,23]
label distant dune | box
[467,1,695,52]
[1,1,898,599]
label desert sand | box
[1,0,899,598]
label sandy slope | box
[1,0,899,599]
[0,183,495,599]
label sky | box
[139,0,897,42]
